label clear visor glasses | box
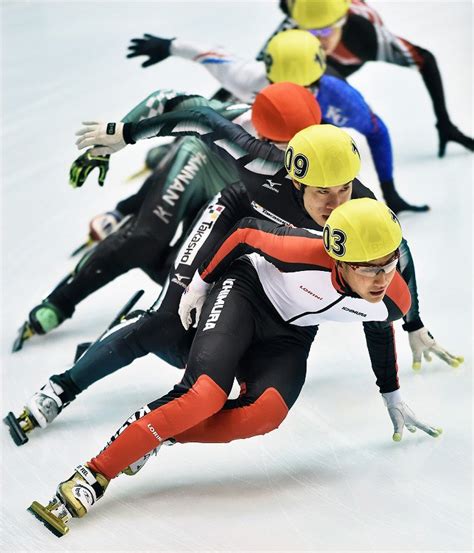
[347,249,400,277]
[309,16,347,38]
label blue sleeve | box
[316,76,393,183]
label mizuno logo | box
[171,273,191,289]
[173,273,189,283]
[262,179,283,192]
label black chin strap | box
[279,0,290,16]
[293,183,308,213]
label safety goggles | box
[346,249,400,276]
[309,16,347,38]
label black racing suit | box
[42,95,247,321]
[51,107,422,432]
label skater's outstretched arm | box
[127,34,267,103]
[343,8,473,156]
[71,89,249,187]
[76,107,283,179]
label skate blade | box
[73,342,92,363]
[126,165,149,181]
[28,501,69,537]
[3,412,29,446]
[12,322,34,352]
[70,238,95,258]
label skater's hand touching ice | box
[75,122,126,155]
[178,273,211,330]
[436,120,474,157]
[127,34,174,68]
[382,390,442,442]
[69,149,110,188]
[408,327,464,371]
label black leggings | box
[88,260,318,479]
[46,139,208,317]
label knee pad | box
[174,387,289,444]
[223,387,289,439]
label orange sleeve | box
[200,218,330,282]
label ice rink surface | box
[1,1,472,551]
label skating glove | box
[408,327,464,371]
[127,34,174,68]
[178,272,211,330]
[436,120,474,157]
[382,390,442,442]
[75,121,126,156]
[69,150,110,188]
[89,210,123,241]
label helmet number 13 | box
[323,225,347,257]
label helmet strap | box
[335,262,359,298]
[295,182,307,209]
[279,0,290,16]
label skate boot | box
[28,464,109,537]
[29,301,67,335]
[12,301,67,352]
[121,438,175,476]
[4,380,65,446]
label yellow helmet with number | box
[290,0,351,30]
[285,124,361,187]
[323,198,402,262]
[264,30,326,86]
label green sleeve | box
[121,89,183,123]
[121,89,248,124]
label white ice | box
[1,1,472,551]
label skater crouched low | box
[28,188,442,536]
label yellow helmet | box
[323,198,402,262]
[285,124,361,187]
[264,30,326,86]
[290,0,351,30]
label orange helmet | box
[251,82,322,142]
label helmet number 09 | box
[285,147,309,179]
[323,225,347,257]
